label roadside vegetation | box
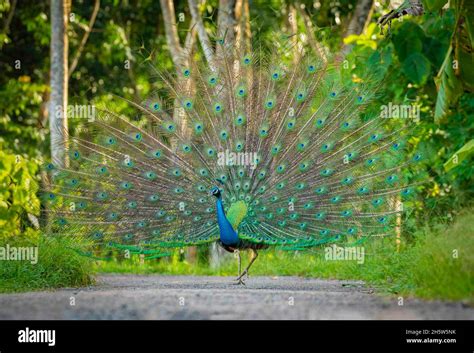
[0,234,94,293]
[97,210,474,303]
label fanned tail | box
[40,34,421,256]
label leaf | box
[402,53,432,84]
[422,0,448,12]
[457,1,474,91]
[343,23,378,50]
[463,1,474,45]
[458,49,474,91]
[444,139,474,171]
[423,37,448,68]
[393,22,425,61]
[434,51,463,121]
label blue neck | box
[215,197,239,246]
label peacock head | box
[210,186,222,198]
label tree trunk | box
[217,0,236,46]
[339,0,374,57]
[345,0,374,37]
[49,0,70,168]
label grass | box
[0,235,95,293]
[97,210,474,303]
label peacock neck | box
[215,197,239,246]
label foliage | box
[0,234,95,293]
[0,150,40,238]
[444,139,474,171]
[407,209,474,301]
[345,7,473,226]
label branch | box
[217,0,236,43]
[296,5,327,63]
[345,0,374,37]
[340,0,374,56]
[68,0,100,77]
[188,0,215,69]
[242,0,251,49]
[184,23,197,55]
[234,0,251,51]
[160,0,184,70]
[1,0,17,36]
[377,0,424,34]
[289,4,299,63]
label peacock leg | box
[233,250,246,285]
[237,250,241,277]
[236,249,258,281]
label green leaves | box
[0,151,40,238]
[434,50,463,122]
[433,0,474,122]
[422,0,448,12]
[393,22,433,84]
[393,22,425,61]
[444,139,474,171]
[402,53,432,85]
[457,1,474,91]
[343,23,379,50]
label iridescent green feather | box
[226,201,248,230]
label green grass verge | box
[0,235,95,293]
[97,210,474,303]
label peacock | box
[42,31,420,285]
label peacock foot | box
[233,277,246,285]
[235,270,249,283]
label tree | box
[49,0,70,168]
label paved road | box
[0,275,472,320]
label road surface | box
[0,275,472,320]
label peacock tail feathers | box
[41,33,422,257]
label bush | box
[0,149,40,238]
[0,234,95,293]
